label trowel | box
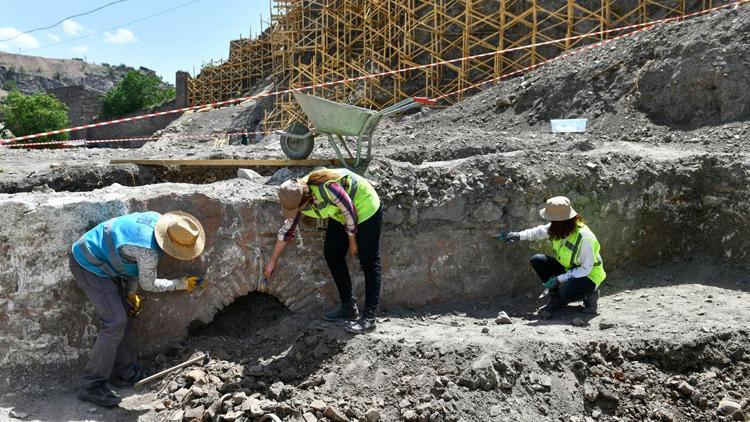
[538,288,550,299]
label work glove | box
[496,232,520,243]
[126,292,143,317]
[185,276,207,292]
[543,277,560,289]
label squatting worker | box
[264,168,382,335]
[69,211,207,407]
[498,196,606,318]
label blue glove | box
[496,232,520,243]
[543,277,559,289]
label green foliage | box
[2,80,18,92]
[1,91,70,146]
[101,70,175,117]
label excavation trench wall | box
[0,150,748,375]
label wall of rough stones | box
[0,152,748,376]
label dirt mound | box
[419,6,750,135]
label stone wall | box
[47,85,104,130]
[81,99,183,145]
[0,152,748,375]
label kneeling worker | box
[498,196,606,318]
[70,211,207,407]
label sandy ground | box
[2,263,748,421]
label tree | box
[1,91,70,146]
[101,70,175,117]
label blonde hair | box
[306,168,342,185]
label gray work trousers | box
[68,253,137,388]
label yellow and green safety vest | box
[551,224,606,286]
[301,168,380,225]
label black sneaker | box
[324,303,359,322]
[538,296,563,319]
[582,290,599,314]
[110,367,147,388]
[345,315,377,334]
[77,383,121,407]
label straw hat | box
[155,211,205,260]
[539,196,578,222]
[279,179,305,219]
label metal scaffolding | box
[186,0,723,130]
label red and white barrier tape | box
[3,131,268,149]
[1,0,746,145]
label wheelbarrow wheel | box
[280,122,314,160]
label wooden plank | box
[110,159,351,167]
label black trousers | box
[324,206,383,315]
[530,254,596,304]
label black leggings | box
[530,254,596,304]
[323,206,383,314]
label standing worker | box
[69,211,207,407]
[264,168,383,334]
[498,196,605,318]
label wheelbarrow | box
[277,92,436,173]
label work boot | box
[582,290,599,314]
[110,365,147,388]
[324,302,359,322]
[77,382,121,408]
[538,296,563,319]
[345,310,377,334]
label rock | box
[495,311,513,325]
[365,408,381,422]
[174,387,190,402]
[9,410,30,419]
[268,381,285,400]
[324,406,351,422]
[223,411,244,421]
[631,386,647,400]
[572,318,588,327]
[585,162,598,171]
[185,369,207,384]
[183,405,204,421]
[310,400,328,412]
[598,319,615,330]
[231,392,247,405]
[237,168,263,181]
[189,385,205,398]
[403,410,418,421]
[458,354,501,390]
[717,399,741,416]
[495,96,514,108]
[167,380,181,393]
[302,412,318,422]
[574,140,596,151]
[481,327,490,334]
[170,410,184,421]
[677,381,696,396]
[240,397,264,417]
[584,382,598,402]
[490,405,503,417]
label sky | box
[0,0,269,84]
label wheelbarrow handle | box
[413,97,438,106]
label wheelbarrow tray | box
[293,91,377,137]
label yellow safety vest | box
[551,224,606,286]
[300,168,380,225]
